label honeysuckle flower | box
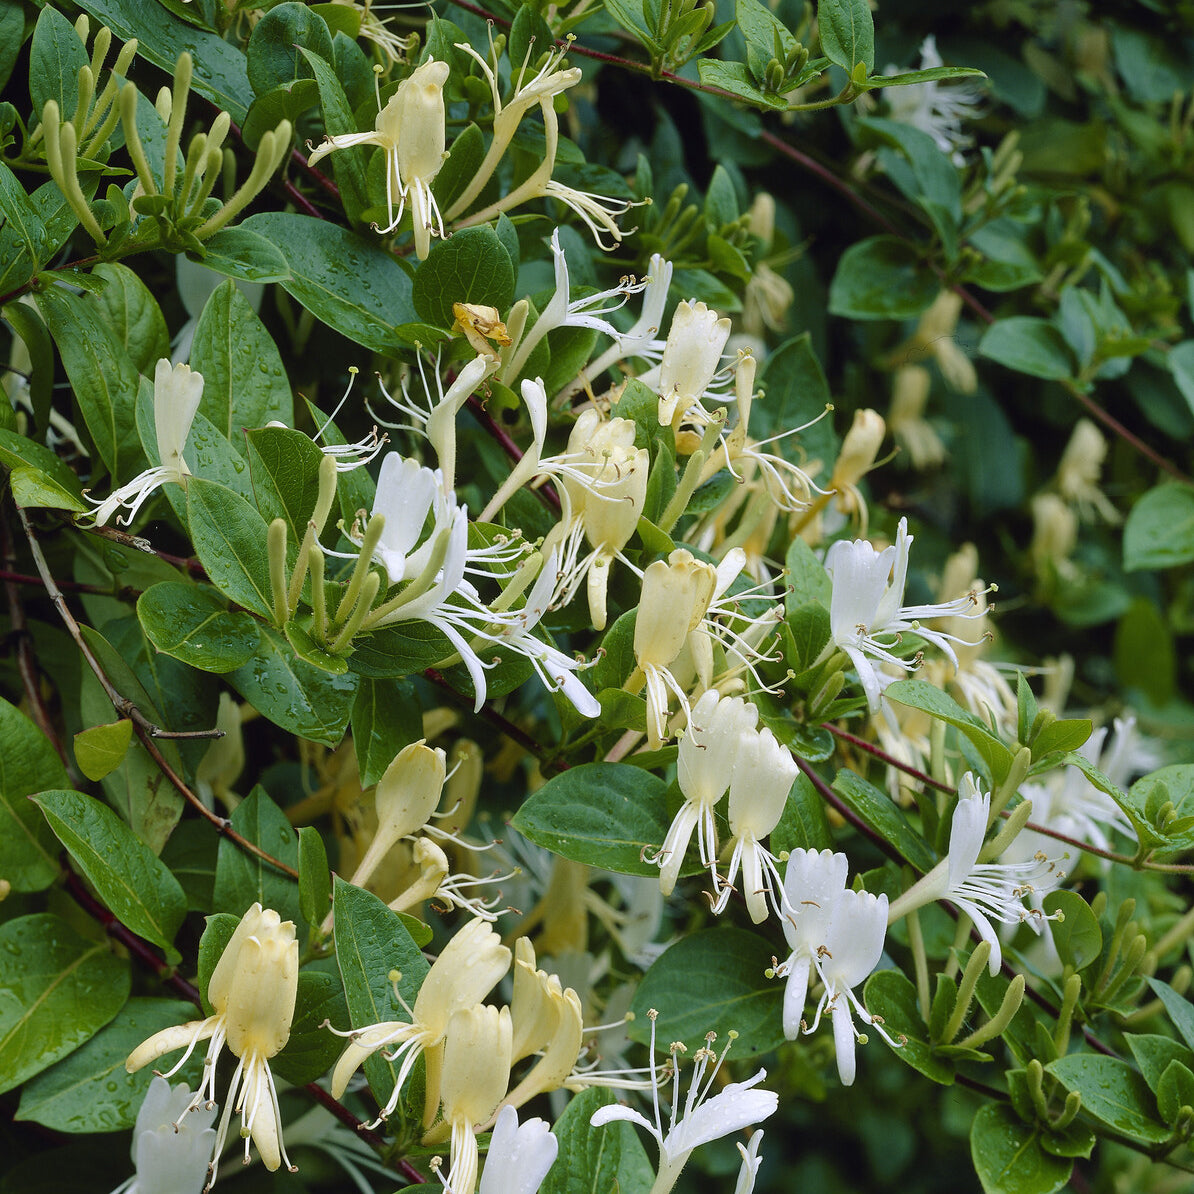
[1056,418,1121,524]
[888,365,946,470]
[649,690,759,896]
[733,1130,765,1194]
[425,1003,513,1194]
[885,35,984,165]
[580,252,673,386]
[372,354,495,493]
[476,1105,558,1194]
[888,773,1066,974]
[387,835,511,923]
[84,358,203,526]
[307,58,449,254]
[657,300,733,430]
[828,408,885,529]
[825,516,986,712]
[590,1011,777,1194]
[1030,492,1078,576]
[329,918,511,1126]
[111,1077,217,1194]
[125,904,299,1185]
[502,228,649,381]
[713,726,798,923]
[775,852,890,1085]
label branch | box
[17,507,298,880]
[822,722,954,793]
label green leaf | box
[978,318,1075,381]
[412,225,517,329]
[297,826,331,930]
[190,280,293,436]
[863,969,956,1085]
[212,786,301,923]
[7,466,88,513]
[332,877,430,1109]
[271,969,348,1085]
[827,235,937,320]
[1041,890,1101,971]
[696,59,790,110]
[243,425,325,539]
[35,789,187,955]
[818,0,874,74]
[71,720,134,782]
[298,46,370,224]
[0,164,46,294]
[857,66,987,91]
[970,1104,1072,1194]
[0,697,68,892]
[1046,1055,1171,1144]
[243,212,418,353]
[770,772,832,854]
[36,285,143,478]
[1123,484,1194,572]
[832,769,938,871]
[0,913,130,1095]
[542,1087,654,1194]
[1114,599,1175,705]
[785,536,832,612]
[246,1,334,95]
[1148,979,1194,1053]
[15,997,200,1133]
[2,299,55,435]
[511,763,681,877]
[1157,1059,1194,1125]
[351,678,422,787]
[1127,1033,1194,1093]
[884,680,1013,785]
[756,333,837,462]
[1031,718,1092,758]
[197,228,291,285]
[91,264,170,375]
[629,928,783,1057]
[29,6,88,123]
[228,624,358,746]
[186,477,274,618]
[138,581,260,674]
[0,2,25,93]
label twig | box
[84,522,208,575]
[794,755,910,866]
[17,506,298,880]
[822,722,954,793]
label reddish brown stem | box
[822,722,954,793]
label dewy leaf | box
[244,426,325,540]
[818,0,875,74]
[411,225,517,329]
[190,281,293,434]
[186,477,275,619]
[970,1104,1072,1194]
[212,785,301,925]
[629,928,784,1057]
[72,720,134,782]
[1041,891,1102,971]
[828,235,938,320]
[29,6,88,122]
[270,970,349,1086]
[227,624,359,747]
[0,429,85,510]
[541,1087,654,1194]
[1147,978,1194,1053]
[243,212,418,353]
[1045,1055,1171,1144]
[863,969,955,1085]
[511,763,687,877]
[137,581,260,674]
[832,769,938,871]
[36,285,144,479]
[332,877,430,1109]
[33,790,187,956]
[297,46,370,224]
[0,163,46,294]
[0,697,68,893]
[1123,484,1194,572]
[0,913,130,1095]
[351,678,422,788]
[297,826,332,929]
[15,997,200,1133]
[90,264,171,376]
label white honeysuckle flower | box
[371,353,495,494]
[111,1076,217,1194]
[503,229,649,381]
[1056,417,1121,524]
[387,835,513,923]
[84,359,203,526]
[590,1012,777,1194]
[887,773,1066,975]
[307,58,449,255]
[885,35,983,165]
[713,726,798,923]
[775,850,892,1085]
[825,516,987,712]
[581,252,673,384]
[733,1130,765,1194]
[657,300,733,430]
[648,690,758,896]
[328,919,511,1127]
[476,1105,558,1194]
[125,904,299,1184]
